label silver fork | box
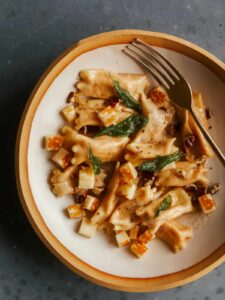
[124,38,225,167]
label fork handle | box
[190,108,225,167]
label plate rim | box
[15,29,225,292]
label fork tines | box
[123,38,181,89]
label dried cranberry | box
[186,184,207,202]
[74,189,87,203]
[74,194,85,203]
[78,126,96,136]
[184,135,196,148]
[109,97,119,108]
[205,107,212,119]
[207,183,221,195]
[185,184,198,193]
[66,91,75,103]
[139,171,155,184]
[166,120,181,136]
[173,120,181,132]
[197,185,208,196]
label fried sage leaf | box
[154,195,172,218]
[138,151,183,173]
[95,114,148,137]
[88,145,102,174]
[112,80,142,112]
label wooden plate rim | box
[15,29,225,292]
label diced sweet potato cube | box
[115,231,130,247]
[116,182,137,200]
[83,195,100,211]
[61,105,76,123]
[66,204,85,219]
[98,106,118,126]
[198,194,216,214]
[116,162,138,200]
[78,217,97,238]
[119,162,138,183]
[78,167,95,189]
[138,230,153,244]
[52,181,74,196]
[130,241,148,258]
[130,226,139,240]
[52,148,71,169]
[149,86,169,106]
[44,135,63,151]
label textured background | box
[1,0,225,299]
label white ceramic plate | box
[17,30,225,291]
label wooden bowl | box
[16,30,225,292]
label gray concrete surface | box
[0,0,225,299]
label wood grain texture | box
[15,29,225,292]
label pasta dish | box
[44,69,220,258]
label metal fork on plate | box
[124,39,225,167]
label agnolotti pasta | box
[91,162,120,225]
[76,69,150,99]
[62,126,129,164]
[125,138,178,164]
[155,159,208,187]
[136,188,194,233]
[50,165,78,196]
[109,184,159,231]
[178,93,214,161]
[124,94,178,164]
[156,220,193,253]
[44,68,218,258]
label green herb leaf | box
[112,80,142,112]
[95,114,148,137]
[138,151,183,173]
[88,145,102,174]
[154,195,172,218]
